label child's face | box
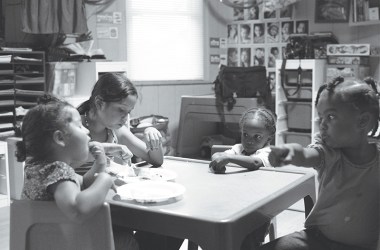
[254,26,262,36]
[297,23,305,33]
[63,107,91,163]
[241,116,272,154]
[316,90,363,148]
[97,94,137,130]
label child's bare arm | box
[83,141,108,189]
[51,173,113,222]
[269,143,320,168]
[209,152,263,173]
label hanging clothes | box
[22,0,88,34]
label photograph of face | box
[268,72,276,92]
[268,47,280,68]
[240,24,252,44]
[245,5,259,20]
[228,48,239,66]
[253,47,265,66]
[227,24,238,44]
[267,22,279,43]
[280,5,293,18]
[240,48,251,67]
[263,4,276,19]
[281,21,293,43]
[233,8,244,21]
[295,20,309,34]
[253,23,265,44]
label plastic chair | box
[10,200,115,250]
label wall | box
[86,0,232,153]
[293,0,380,81]
[89,0,379,153]
[3,0,379,152]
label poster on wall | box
[210,38,220,48]
[96,27,119,39]
[97,13,114,24]
[210,54,221,64]
[97,12,123,24]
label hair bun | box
[37,94,60,105]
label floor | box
[0,200,305,250]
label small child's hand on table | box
[268,146,291,167]
[209,152,229,174]
[144,127,162,151]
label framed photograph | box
[315,0,350,23]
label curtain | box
[22,0,88,34]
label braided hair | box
[15,94,74,162]
[315,76,380,138]
[239,107,277,137]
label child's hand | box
[144,127,162,151]
[209,152,229,174]
[89,141,107,171]
[268,146,291,167]
[102,143,133,164]
[89,141,106,161]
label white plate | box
[108,162,178,183]
[117,181,186,203]
[137,168,177,182]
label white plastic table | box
[107,156,316,250]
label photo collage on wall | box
[227,3,309,92]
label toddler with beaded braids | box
[261,76,380,250]
[209,107,277,250]
[209,107,277,174]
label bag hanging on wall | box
[213,65,272,111]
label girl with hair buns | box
[18,94,139,250]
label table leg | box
[304,195,314,217]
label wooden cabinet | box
[275,59,326,147]
[0,51,46,137]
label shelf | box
[349,0,380,26]
[349,20,380,26]
[0,51,46,136]
[275,59,326,147]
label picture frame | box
[315,0,350,23]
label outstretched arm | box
[268,143,320,168]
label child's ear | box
[358,112,371,129]
[52,130,66,147]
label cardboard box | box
[328,56,369,65]
[326,44,370,56]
